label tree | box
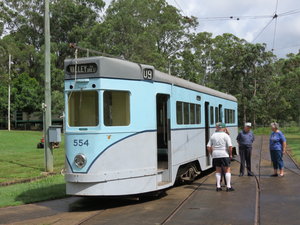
[11,73,42,116]
[277,53,300,124]
[84,0,197,72]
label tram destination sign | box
[67,63,98,74]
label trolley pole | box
[44,0,53,172]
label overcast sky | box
[103,0,300,58]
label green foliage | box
[84,0,197,72]
[11,73,42,114]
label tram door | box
[204,102,211,165]
[156,94,171,182]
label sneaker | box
[216,187,222,192]
[226,187,235,192]
[279,174,284,177]
[270,174,278,177]
[248,173,254,176]
[239,173,244,177]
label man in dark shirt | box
[237,123,255,176]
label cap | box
[245,122,252,127]
[216,122,226,128]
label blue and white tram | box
[64,56,238,196]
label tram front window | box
[68,91,99,126]
[104,91,130,126]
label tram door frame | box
[156,94,171,182]
[204,102,211,165]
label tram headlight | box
[74,154,87,168]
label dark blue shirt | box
[237,130,255,147]
[269,131,286,151]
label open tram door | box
[205,102,211,166]
[156,94,171,185]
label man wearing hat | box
[207,122,234,192]
[236,122,255,176]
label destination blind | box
[66,63,98,74]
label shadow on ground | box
[15,183,66,204]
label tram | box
[64,56,238,196]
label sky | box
[103,0,300,58]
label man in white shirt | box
[207,122,234,192]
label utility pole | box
[44,0,53,172]
[8,54,11,131]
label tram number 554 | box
[143,69,153,80]
[73,139,89,147]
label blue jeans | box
[270,150,284,170]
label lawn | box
[285,134,300,164]
[0,175,66,207]
[0,130,66,207]
[0,130,65,183]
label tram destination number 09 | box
[143,69,153,80]
[73,139,89,147]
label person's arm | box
[207,139,212,155]
[207,146,213,155]
[282,141,287,154]
[227,135,233,159]
[280,132,287,153]
[229,146,233,159]
[236,132,241,145]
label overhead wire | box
[278,9,300,16]
[252,18,274,43]
[271,0,279,51]
[173,0,187,16]
[197,9,300,22]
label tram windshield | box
[68,91,99,126]
[104,91,130,126]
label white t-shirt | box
[207,131,232,158]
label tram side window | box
[224,109,235,124]
[104,91,130,126]
[196,104,201,124]
[176,101,201,125]
[176,102,183,124]
[183,102,189,125]
[210,106,214,125]
[68,91,99,126]
[232,110,236,123]
[190,104,196,124]
[215,107,219,123]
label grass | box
[0,175,66,208]
[253,126,300,135]
[0,130,65,183]
[285,135,300,164]
[0,130,66,208]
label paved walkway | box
[164,135,300,225]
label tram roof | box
[64,56,237,102]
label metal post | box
[44,0,53,172]
[8,54,11,131]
